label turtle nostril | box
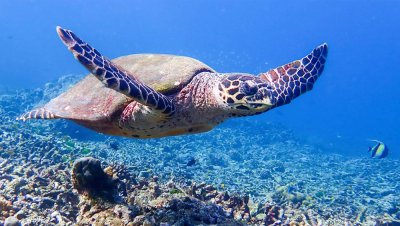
[242,82,258,96]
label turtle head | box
[217,74,275,116]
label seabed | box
[0,75,399,225]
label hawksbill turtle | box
[19,26,328,138]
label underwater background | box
[1,0,399,157]
[0,0,399,225]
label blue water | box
[0,0,399,158]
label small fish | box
[368,140,389,159]
[187,157,196,166]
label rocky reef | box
[1,75,400,225]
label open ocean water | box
[0,1,399,225]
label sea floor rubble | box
[0,75,400,225]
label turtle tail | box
[17,108,58,121]
[259,43,328,107]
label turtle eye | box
[242,81,258,96]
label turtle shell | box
[42,54,215,121]
[114,54,215,94]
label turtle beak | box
[247,102,273,112]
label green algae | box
[81,148,91,155]
[170,188,183,195]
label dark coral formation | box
[71,157,116,199]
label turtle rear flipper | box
[17,108,59,121]
[259,43,328,107]
[18,73,129,122]
[56,26,175,115]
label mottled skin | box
[19,26,328,138]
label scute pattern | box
[56,27,176,115]
[259,44,328,107]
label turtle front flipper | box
[259,43,328,107]
[56,26,175,115]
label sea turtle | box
[19,26,328,138]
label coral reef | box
[0,75,399,225]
